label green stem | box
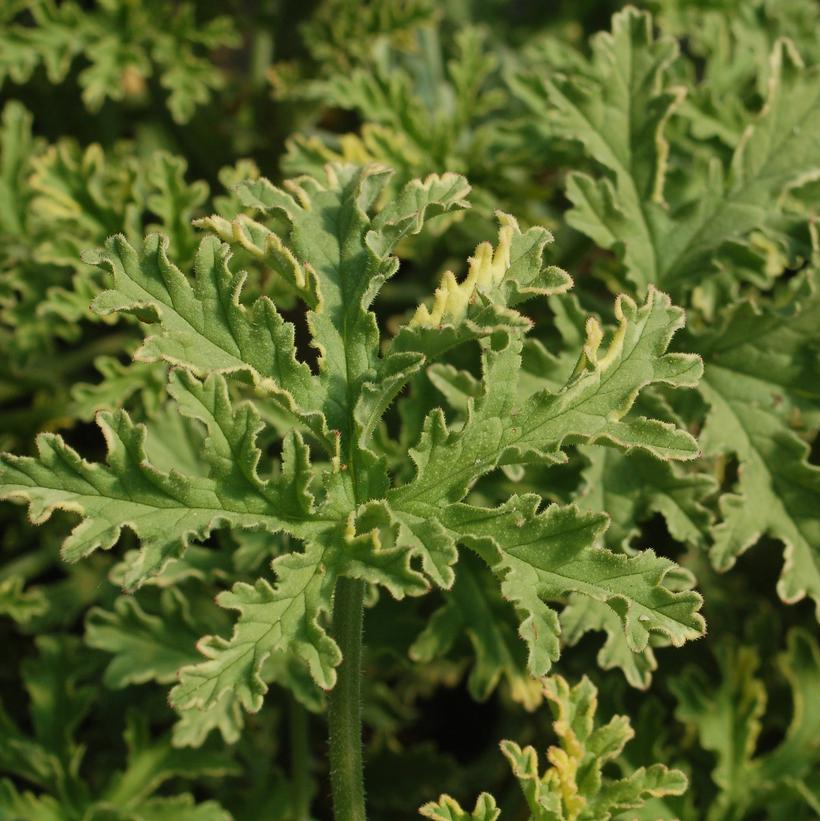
[328,576,366,821]
[251,28,274,91]
[290,697,311,820]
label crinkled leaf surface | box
[85,588,204,688]
[441,496,704,678]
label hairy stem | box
[328,576,366,821]
[290,697,311,820]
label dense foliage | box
[1,1,818,819]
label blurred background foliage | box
[1,1,818,819]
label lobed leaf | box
[170,501,436,739]
[85,234,331,450]
[421,674,687,820]
[392,287,701,514]
[0,373,326,589]
[85,588,203,688]
[442,496,704,677]
[516,7,820,298]
[694,276,820,614]
[672,629,820,818]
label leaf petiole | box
[328,576,367,821]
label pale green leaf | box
[170,500,434,735]
[420,793,500,821]
[559,596,660,690]
[144,152,209,265]
[393,213,571,359]
[235,166,470,457]
[85,233,331,450]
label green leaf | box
[575,446,717,550]
[113,793,231,821]
[170,499,432,737]
[170,539,342,713]
[0,1,82,89]
[504,675,687,820]
[85,588,203,688]
[0,1,238,122]
[513,6,683,293]
[85,233,331,450]
[694,276,820,614]
[392,212,571,359]
[192,211,322,309]
[98,712,236,811]
[0,101,40,236]
[0,779,61,821]
[442,495,704,677]
[367,171,472,257]
[560,597,658,690]
[353,351,426,453]
[0,372,325,589]
[0,633,235,817]
[557,537,702,693]
[69,356,167,421]
[391,287,702,514]
[420,793,500,821]
[386,279,705,681]
[410,550,543,710]
[30,141,139,258]
[673,644,765,817]
[517,7,820,297]
[144,152,209,265]
[171,689,247,749]
[671,629,820,818]
[423,674,687,820]
[763,629,820,788]
[0,635,95,793]
[0,575,47,624]
[297,0,435,70]
[0,159,709,764]
[235,165,470,461]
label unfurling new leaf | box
[420,674,687,820]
